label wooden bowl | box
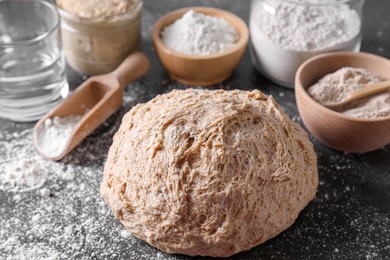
[295,51,390,153]
[152,7,249,86]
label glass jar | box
[0,0,68,122]
[249,0,364,88]
[57,0,142,75]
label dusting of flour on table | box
[250,0,361,86]
[161,10,238,55]
[0,118,143,259]
[36,115,83,158]
[308,67,390,119]
[1,157,48,192]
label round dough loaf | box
[100,89,318,257]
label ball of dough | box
[100,89,318,257]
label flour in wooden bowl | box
[308,67,390,119]
[161,10,239,56]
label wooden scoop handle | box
[327,80,390,108]
[112,51,151,89]
[346,80,390,104]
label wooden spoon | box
[33,52,150,161]
[325,80,390,108]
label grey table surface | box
[1,0,390,259]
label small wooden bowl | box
[295,51,390,153]
[152,7,249,86]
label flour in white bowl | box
[161,10,239,56]
[250,0,362,87]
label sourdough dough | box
[100,89,318,257]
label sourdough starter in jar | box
[56,0,142,75]
[249,0,364,88]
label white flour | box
[250,0,362,87]
[161,10,238,55]
[36,115,83,158]
[2,158,48,192]
[308,67,390,119]
[0,119,137,259]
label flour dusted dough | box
[100,89,318,257]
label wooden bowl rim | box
[151,6,249,60]
[295,51,390,123]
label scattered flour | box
[161,10,238,55]
[120,229,131,239]
[0,118,150,259]
[308,67,390,119]
[1,158,48,192]
[250,0,362,87]
[36,115,83,158]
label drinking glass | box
[0,0,69,122]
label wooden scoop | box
[33,52,150,161]
[326,80,390,108]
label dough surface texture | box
[100,89,318,257]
